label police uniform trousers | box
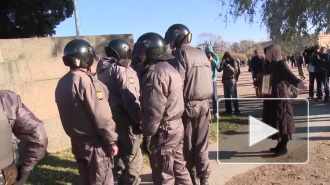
[148,123,192,185]
[71,138,113,185]
[182,99,211,179]
[112,111,142,185]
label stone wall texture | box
[0,34,134,152]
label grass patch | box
[209,113,249,144]
[27,113,248,184]
[27,149,79,185]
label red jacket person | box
[55,39,118,185]
[134,32,192,185]
[0,90,48,185]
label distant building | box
[318,33,330,48]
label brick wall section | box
[0,34,134,152]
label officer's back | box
[171,44,213,101]
[56,68,109,138]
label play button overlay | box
[249,116,278,147]
[217,98,309,164]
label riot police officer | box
[165,24,213,185]
[96,38,143,185]
[0,90,48,185]
[55,39,118,185]
[134,32,192,185]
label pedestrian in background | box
[250,50,263,80]
[311,46,329,102]
[297,52,305,80]
[205,45,221,117]
[218,52,240,114]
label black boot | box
[190,171,200,185]
[200,176,209,185]
[273,141,288,157]
[269,142,281,152]
[117,176,124,185]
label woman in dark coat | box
[262,45,308,157]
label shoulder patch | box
[96,91,103,100]
[145,81,153,91]
[129,77,135,84]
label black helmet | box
[133,32,174,60]
[62,39,97,68]
[165,24,192,47]
[105,38,132,60]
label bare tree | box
[239,40,256,54]
[197,32,225,52]
[231,42,240,53]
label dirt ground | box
[226,132,330,185]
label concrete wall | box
[318,33,330,48]
[0,34,134,152]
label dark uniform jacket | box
[96,58,141,123]
[141,60,184,137]
[0,90,48,172]
[170,44,213,102]
[55,68,117,145]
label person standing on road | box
[0,90,48,185]
[262,45,308,157]
[250,50,263,80]
[305,46,317,99]
[135,32,192,185]
[55,39,118,185]
[234,58,241,104]
[290,54,296,68]
[165,24,213,185]
[297,52,305,80]
[96,38,143,185]
[218,52,240,114]
[205,46,221,117]
[311,46,330,102]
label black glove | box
[15,171,30,185]
[132,123,142,134]
[142,137,151,155]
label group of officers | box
[56,23,214,185]
[0,23,215,185]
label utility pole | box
[73,0,80,36]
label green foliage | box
[218,53,224,60]
[231,53,248,61]
[0,0,74,38]
[27,149,79,185]
[217,0,330,41]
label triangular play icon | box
[249,116,278,147]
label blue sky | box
[55,0,269,46]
